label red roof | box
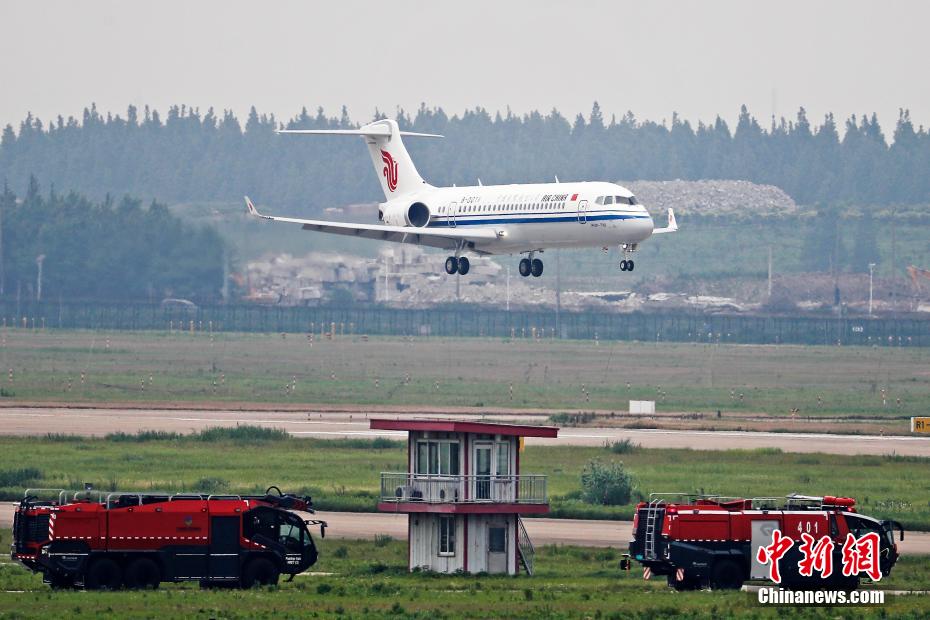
[370,418,558,438]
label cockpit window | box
[604,196,614,205]
[595,196,604,205]
[616,196,637,205]
[844,514,888,543]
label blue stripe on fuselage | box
[427,213,649,227]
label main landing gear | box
[444,256,470,275]
[620,259,635,271]
[518,256,543,278]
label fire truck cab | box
[12,486,326,590]
[625,493,903,591]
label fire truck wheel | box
[241,558,280,588]
[85,558,123,590]
[124,557,161,589]
[710,559,744,591]
[48,573,76,589]
[839,575,860,592]
[667,574,701,591]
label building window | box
[488,526,506,553]
[496,442,510,476]
[439,516,456,555]
[417,440,460,476]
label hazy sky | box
[3,0,929,134]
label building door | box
[577,199,588,224]
[208,516,241,580]
[492,441,512,501]
[487,522,508,573]
[474,443,492,500]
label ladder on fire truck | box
[643,497,665,560]
[643,493,730,560]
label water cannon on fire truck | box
[12,485,327,590]
[621,493,903,591]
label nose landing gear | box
[619,243,637,272]
[444,256,470,275]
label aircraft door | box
[449,202,457,228]
[577,200,588,224]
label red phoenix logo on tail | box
[381,149,399,192]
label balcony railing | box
[380,473,548,505]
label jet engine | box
[380,202,431,228]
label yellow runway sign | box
[912,418,930,434]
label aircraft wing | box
[245,197,499,252]
[652,208,678,234]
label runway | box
[0,405,928,456]
[2,504,928,554]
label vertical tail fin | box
[277,118,441,201]
[361,119,427,199]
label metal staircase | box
[517,516,535,576]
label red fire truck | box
[12,486,327,589]
[623,493,903,591]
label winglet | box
[653,208,678,234]
[245,196,260,217]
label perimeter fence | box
[1,299,928,347]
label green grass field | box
[0,535,927,619]
[3,433,929,530]
[1,330,927,422]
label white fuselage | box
[379,181,654,255]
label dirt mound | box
[623,179,798,218]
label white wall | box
[409,513,517,575]
[409,513,465,573]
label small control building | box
[371,418,558,575]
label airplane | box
[245,118,677,277]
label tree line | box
[2,103,929,213]
[0,178,226,302]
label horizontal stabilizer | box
[277,128,443,138]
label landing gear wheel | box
[710,559,744,590]
[85,558,123,590]
[124,557,161,589]
[518,258,532,277]
[620,259,629,271]
[531,258,544,277]
[627,259,635,271]
[444,256,458,275]
[457,256,470,275]
[241,558,280,589]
